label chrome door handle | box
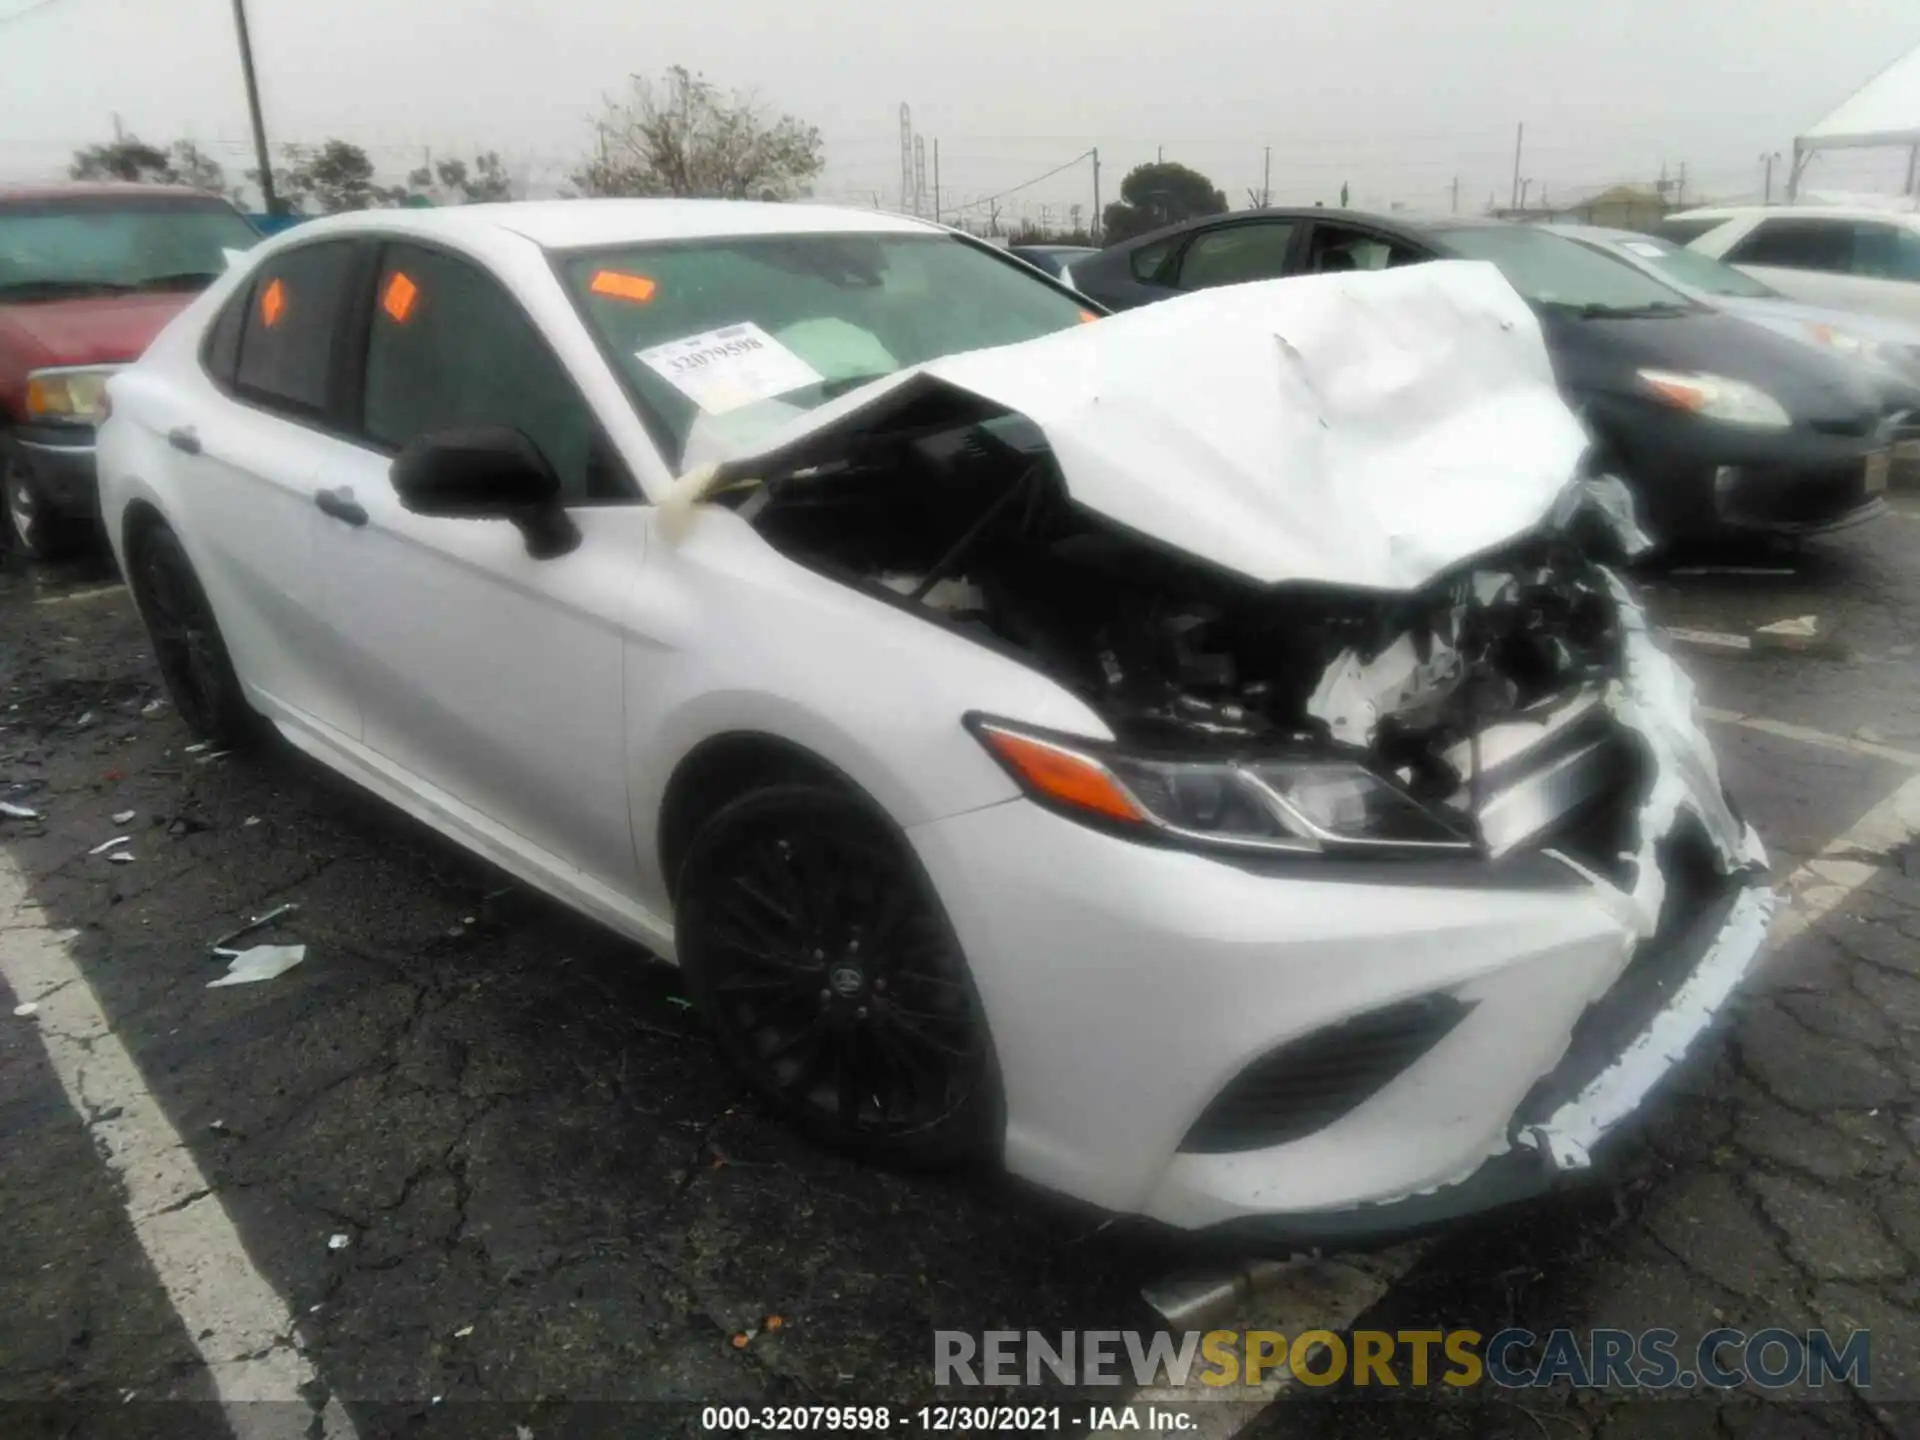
[166,426,200,455]
[313,487,368,527]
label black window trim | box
[357,235,643,507]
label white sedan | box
[97,201,1771,1239]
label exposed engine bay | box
[711,384,1713,884]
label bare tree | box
[573,66,823,200]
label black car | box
[1070,211,1893,542]
[1007,244,1098,280]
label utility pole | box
[1676,161,1687,209]
[1091,147,1101,244]
[933,138,941,224]
[1760,151,1780,204]
[1908,143,1918,198]
[112,112,124,142]
[1157,144,1163,164]
[1509,122,1523,211]
[1450,175,1460,213]
[1520,178,1532,209]
[1262,146,1271,207]
[230,0,278,215]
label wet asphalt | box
[5,505,1920,1438]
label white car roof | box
[267,199,946,252]
[1666,204,1920,227]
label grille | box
[1179,995,1472,1154]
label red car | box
[2,183,260,559]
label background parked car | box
[1,182,260,560]
[1657,205,1920,326]
[1069,209,1895,544]
[1007,244,1098,280]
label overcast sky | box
[3,0,1917,219]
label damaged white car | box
[96,202,1771,1237]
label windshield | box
[1434,224,1694,313]
[1607,235,1778,298]
[563,231,1093,469]
[0,194,260,300]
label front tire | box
[4,454,89,562]
[126,523,257,747]
[675,783,1001,1166]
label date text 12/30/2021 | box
[699,1405,1194,1431]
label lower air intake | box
[1179,995,1473,1154]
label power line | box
[948,149,1093,213]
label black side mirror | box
[390,426,580,559]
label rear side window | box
[234,242,359,416]
[1175,221,1298,289]
[362,243,633,503]
[1725,219,1851,273]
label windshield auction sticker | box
[637,322,824,415]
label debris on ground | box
[454,1324,474,1338]
[0,801,41,820]
[107,851,135,865]
[327,1233,350,1251]
[111,809,135,824]
[208,902,300,957]
[244,815,261,827]
[13,1002,37,1017]
[207,944,308,989]
[195,750,232,764]
[183,742,209,754]
[731,1314,786,1349]
[88,835,131,855]
[1753,614,1836,652]
[74,711,95,728]
[140,699,168,717]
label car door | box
[166,239,369,740]
[312,239,649,894]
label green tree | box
[1100,162,1228,243]
[167,141,229,196]
[573,65,823,200]
[402,151,516,205]
[69,135,176,183]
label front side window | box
[1174,222,1298,289]
[561,232,1090,469]
[1433,225,1693,312]
[234,241,359,416]
[0,194,259,302]
[363,244,630,503]
[1725,219,1851,273]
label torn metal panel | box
[709,261,1591,590]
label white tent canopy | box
[1792,42,1920,198]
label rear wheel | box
[676,783,1001,1165]
[126,523,257,747]
[4,455,88,562]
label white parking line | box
[1763,767,1920,971]
[0,854,357,1439]
[1698,706,1920,770]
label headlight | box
[969,717,1472,856]
[25,366,117,425]
[1637,369,1790,429]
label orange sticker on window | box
[1077,309,1099,324]
[590,269,657,303]
[383,271,418,322]
[260,277,286,328]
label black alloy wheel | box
[128,524,256,746]
[4,454,88,562]
[676,783,1000,1164]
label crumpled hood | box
[707,260,1592,591]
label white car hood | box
[701,260,1592,591]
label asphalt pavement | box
[6,504,1920,1439]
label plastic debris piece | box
[183,742,210,754]
[13,1002,37,1017]
[0,801,41,820]
[108,851,135,865]
[196,750,232,764]
[1753,614,1837,653]
[209,1119,228,1133]
[207,944,307,988]
[75,710,96,728]
[327,1233,350,1251]
[665,996,694,1011]
[244,815,261,827]
[112,810,136,824]
[89,835,132,855]
[208,902,298,955]
[141,699,168,716]
[454,1324,474,1338]
[731,1332,752,1349]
